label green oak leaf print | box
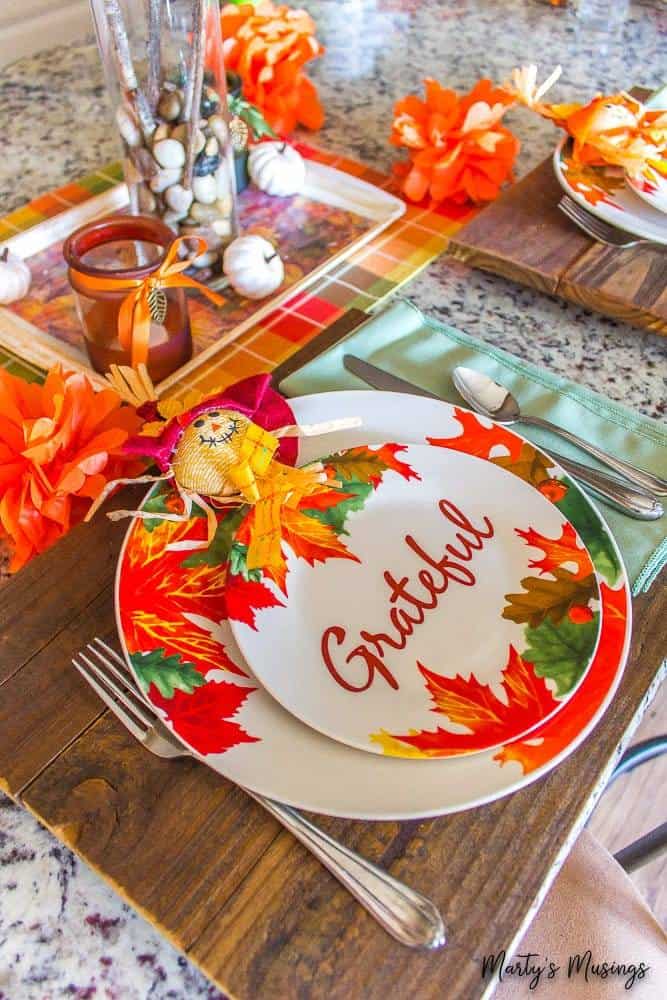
[141,483,206,532]
[228,541,262,581]
[140,483,179,532]
[130,648,206,699]
[301,480,373,536]
[182,506,248,567]
[522,612,601,696]
[555,480,621,585]
[325,449,391,483]
[491,442,554,489]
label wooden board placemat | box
[448,157,667,335]
[0,309,665,999]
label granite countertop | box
[0,2,665,998]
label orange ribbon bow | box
[72,236,225,366]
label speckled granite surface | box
[0,2,665,998]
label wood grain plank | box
[21,713,284,954]
[0,587,112,796]
[447,139,667,335]
[0,486,141,686]
[559,243,667,334]
[14,557,664,1000]
[447,159,592,296]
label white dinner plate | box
[116,391,631,819]
[553,136,667,244]
[627,87,667,215]
[626,171,667,215]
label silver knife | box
[344,355,440,400]
[342,354,663,521]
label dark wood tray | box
[0,310,664,1000]
[448,156,667,335]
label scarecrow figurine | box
[86,365,360,571]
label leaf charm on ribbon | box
[147,284,168,325]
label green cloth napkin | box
[280,300,666,596]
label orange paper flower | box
[390,78,520,207]
[0,366,142,572]
[221,2,325,135]
[503,66,667,182]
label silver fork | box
[73,638,446,950]
[558,194,665,250]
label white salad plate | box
[229,441,602,758]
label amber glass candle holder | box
[63,214,192,381]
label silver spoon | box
[453,367,667,499]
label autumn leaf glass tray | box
[0,156,404,392]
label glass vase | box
[89,0,238,274]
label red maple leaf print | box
[369,443,421,485]
[151,679,258,755]
[371,647,560,757]
[297,488,357,511]
[280,506,360,567]
[223,575,283,629]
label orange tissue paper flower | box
[0,365,142,572]
[221,2,325,135]
[390,78,520,207]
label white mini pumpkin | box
[222,235,284,299]
[0,248,31,305]
[248,141,306,197]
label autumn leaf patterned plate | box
[115,391,631,819]
[626,171,667,216]
[227,441,602,758]
[553,137,667,245]
[626,88,667,216]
